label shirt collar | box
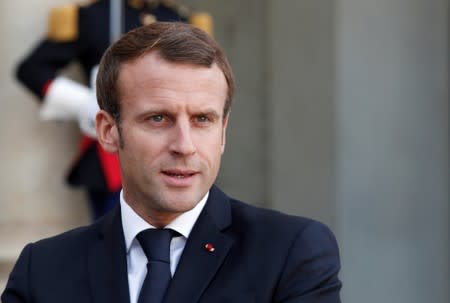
[120,190,209,253]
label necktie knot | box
[137,229,173,263]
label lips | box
[161,169,198,186]
[162,169,197,177]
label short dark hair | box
[96,22,234,122]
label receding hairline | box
[120,48,217,70]
[115,50,229,109]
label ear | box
[221,113,229,154]
[96,110,120,153]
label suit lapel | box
[164,186,234,303]
[88,206,130,303]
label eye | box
[196,115,209,123]
[192,112,219,127]
[145,114,171,127]
[150,114,164,123]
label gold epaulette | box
[129,0,214,36]
[129,0,144,10]
[47,4,79,42]
[189,12,214,37]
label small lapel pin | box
[204,243,215,252]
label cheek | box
[197,134,225,163]
[122,130,166,162]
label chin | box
[163,192,203,211]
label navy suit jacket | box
[2,186,341,302]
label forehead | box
[116,51,227,109]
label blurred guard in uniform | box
[15,0,213,220]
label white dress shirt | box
[120,191,208,303]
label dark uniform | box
[16,0,212,219]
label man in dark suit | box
[2,22,342,303]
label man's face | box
[103,52,228,226]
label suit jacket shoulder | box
[1,210,127,303]
[175,186,342,303]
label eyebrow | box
[135,108,222,120]
[193,109,221,119]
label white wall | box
[0,0,90,278]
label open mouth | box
[162,169,198,179]
[161,169,198,186]
[163,172,196,179]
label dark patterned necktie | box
[136,229,173,303]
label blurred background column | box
[266,0,448,302]
[267,0,337,227]
[335,0,448,302]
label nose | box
[169,119,196,156]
